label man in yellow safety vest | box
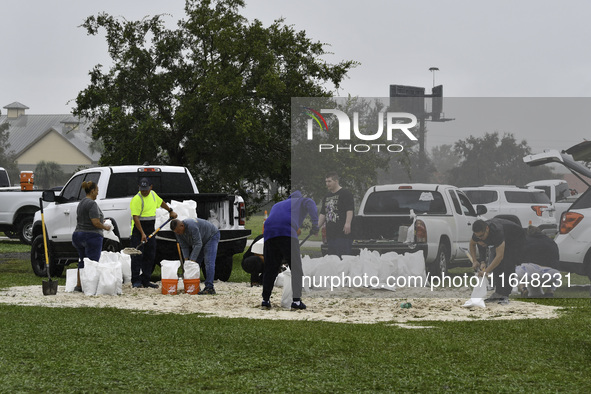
[130,177,177,288]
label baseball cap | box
[139,177,151,191]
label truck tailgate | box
[352,215,414,241]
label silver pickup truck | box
[0,186,42,244]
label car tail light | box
[415,219,427,243]
[559,212,584,234]
[238,202,246,226]
[531,205,548,216]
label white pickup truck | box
[31,165,250,280]
[526,179,577,222]
[0,167,42,243]
[321,184,487,275]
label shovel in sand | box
[122,217,174,255]
[40,198,58,296]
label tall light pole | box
[429,67,439,88]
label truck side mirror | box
[476,205,487,215]
[42,190,55,202]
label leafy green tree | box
[0,122,19,185]
[74,0,357,212]
[377,145,435,185]
[34,161,66,189]
[429,144,460,183]
[448,132,554,187]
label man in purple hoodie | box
[261,191,319,310]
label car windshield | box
[364,190,447,214]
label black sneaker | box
[291,301,307,311]
[485,292,503,302]
[261,300,271,309]
[132,282,143,288]
[198,286,216,295]
[144,282,159,289]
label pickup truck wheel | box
[430,243,450,277]
[31,235,50,277]
[584,250,591,282]
[31,235,64,277]
[103,239,122,253]
[215,255,233,282]
[17,216,34,245]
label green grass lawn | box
[1,226,591,391]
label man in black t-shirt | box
[318,172,354,257]
[469,218,525,304]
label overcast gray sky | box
[3,0,590,153]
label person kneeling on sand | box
[515,263,561,298]
[242,234,289,287]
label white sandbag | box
[309,254,344,289]
[96,262,119,295]
[274,270,285,288]
[301,255,322,278]
[358,249,381,287]
[119,253,132,283]
[171,200,198,221]
[81,259,99,296]
[183,260,200,280]
[377,253,398,282]
[103,219,119,242]
[281,268,293,308]
[400,251,427,282]
[65,269,77,292]
[251,238,264,255]
[462,276,488,308]
[161,260,181,279]
[99,251,119,264]
[208,209,221,228]
[100,251,130,284]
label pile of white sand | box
[0,280,561,326]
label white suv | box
[524,142,591,279]
[460,185,557,235]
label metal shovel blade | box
[122,247,142,255]
[42,279,59,296]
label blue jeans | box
[72,231,103,268]
[198,231,220,288]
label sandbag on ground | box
[160,260,181,280]
[280,249,427,292]
[81,258,122,296]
